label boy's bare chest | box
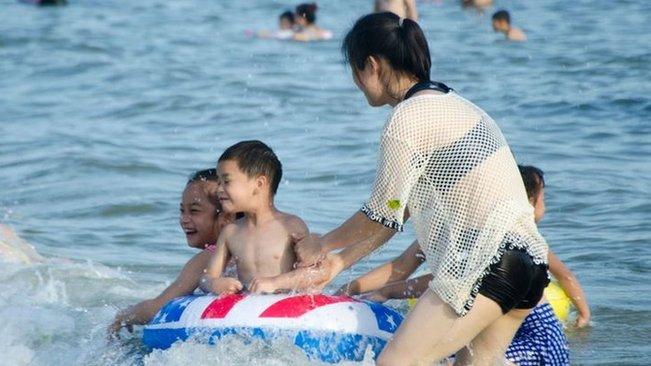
[228,225,292,263]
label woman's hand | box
[294,233,327,268]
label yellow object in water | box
[406,281,572,321]
[544,281,572,322]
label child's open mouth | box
[184,229,198,237]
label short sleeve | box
[361,133,424,232]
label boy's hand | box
[212,277,243,295]
[249,277,278,294]
[294,233,326,268]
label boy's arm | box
[548,250,591,327]
[199,226,242,294]
[108,250,212,335]
[337,241,424,295]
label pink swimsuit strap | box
[204,244,216,253]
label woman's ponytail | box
[343,12,431,82]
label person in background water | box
[374,0,418,21]
[293,3,333,41]
[108,169,236,336]
[256,11,297,40]
[461,0,493,10]
[492,10,527,42]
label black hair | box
[518,165,545,202]
[187,168,218,184]
[186,168,221,213]
[342,12,431,83]
[296,3,318,24]
[492,10,511,24]
[279,11,295,23]
[218,140,282,195]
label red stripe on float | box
[259,295,355,318]
[201,293,246,319]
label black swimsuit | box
[404,81,550,314]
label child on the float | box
[200,140,328,295]
[108,168,236,336]
[338,165,591,364]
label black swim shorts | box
[478,248,550,314]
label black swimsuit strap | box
[403,80,452,100]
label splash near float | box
[143,294,403,363]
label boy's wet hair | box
[343,12,431,83]
[518,165,545,203]
[492,10,511,24]
[218,140,283,195]
[186,168,221,212]
[280,11,295,23]
[296,3,318,24]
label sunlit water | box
[1,0,649,364]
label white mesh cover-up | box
[361,92,549,316]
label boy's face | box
[492,19,509,33]
[179,181,220,249]
[531,188,546,223]
[217,159,261,213]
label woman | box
[296,13,550,365]
[292,3,333,42]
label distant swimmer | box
[256,11,297,40]
[19,0,67,5]
[461,0,493,9]
[492,10,527,42]
[374,0,418,21]
[293,3,333,42]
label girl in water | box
[296,13,550,365]
[108,169,236,336]
[293,3,333,42]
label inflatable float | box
[143,293,404,363]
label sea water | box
[0,0,649,364]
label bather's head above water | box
[180,169,227,249]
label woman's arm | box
[337,241,424,295]
[295,211,402,267]
[548,250,591,327]
[108,250,212,335]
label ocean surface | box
[0,0,649,364]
